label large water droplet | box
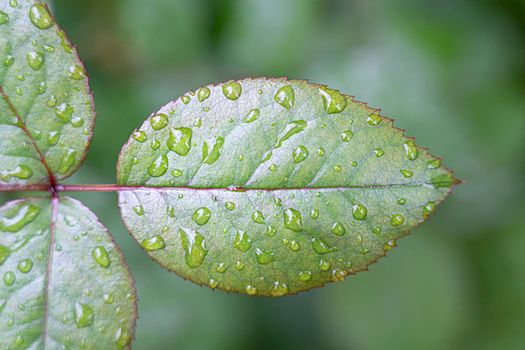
[222,81,242,100]
[275,120,307,148]
[251,211,265,224]
[404,140,419,160]
[319,87,347,114]
[352,203,367,220]
[202,136,225,164]
[331,222,346,236]
[1,164,33,181]
[142,236,165,251]
[17,259,33,273]
[58,149,76,174]
[92,246,111,268]
[26,51,44,70]
[150,113,168,130]
[148,154,168,177]
[243,108,260,123]
[167,127,192,156]
[292,145,309,163]
[0,202,41,232]
[283,208,303,232]
[29,4,53,30]
[255,248,275,265]
[427,173,457,188]
[68,65,85,80]
[367,114,382,126]
[197,87,210,102]
[180,228,208,268]
[274,85,294,110]
[233,230,251,252]
[192,207,211,226]
[74,302,94,328]
[390,214,405,226]
[311,238,337,254]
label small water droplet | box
[92,246,111,268]
[367,114,382,126]
[331,268,347,281]
[222,81,242,100]
[397,198,407,205]
[235,261,245,270]
[68,65,85,80]
[404,140,419,160]
[289,240,300,251]
[341,130,354,142]
[283,208,303,232]
[197,87,210,102]
[0,245,10,265]
[167,127,192,156]
[179,228,208,268]
[3,55,14,67]
[150,113,168,130]
[400,169,413,178]
[225,202,236,211]
[26,51,44,70]
[422,201,436,218]
[274,85,294,109]
[209,278,219,289]
[383,240,397,251]
[202,136,225,164]
[333,165,342,172]
[0,11,9,25]
[181,95,191,104]
[74,302,94,328]
[29,4,53,30]
[266,226,276,237]
[251,211,265,224]
[391,214,405,226]
[233,230,251,252]
[148,154,168,177]
[115,327,132,349]
[132,205,144,216]
[245,285,257,295]
[319,87,347,114]
[317,147,325,157]
[427,159,441,169]
[243,108,260,123]
[310,208,319,219]
[319,259,331,271]
[292,145,309,163]
[192,207,211,226]
[255,248,275,265]
[428,173,457,188]
[17,258,33,273]
[132,130,147,142]
[55,103,74,123]
[298,271,312,282]
[352,203,368,220]
[331,222,346,236]
[311,238,337,254]
[4,271,15,286]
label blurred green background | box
[3,0,525,349]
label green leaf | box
[117,78,459,296]
[0,1,95,186]
[0,197,136,349]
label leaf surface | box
[118,78,459,296]
[0,197,136,349]
[0,1,95,186]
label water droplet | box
[317,148,325,157]
[29,4,53,30]
[334,165,342,172]
[283,208,303,232]
[251,211,265,224]
[341,130,354,142]
[274,85,294,109]
[352,203,368,220]
[167,127,192,156]
[319,259,331,271]
[197,87,210,102]
[255,248,275,265]
[428,173,457,188]
[298,271,312,282]
[180,228,208,268]
[150,113,168,130]
[367,114,382,126]
[404,140,419,160]
[292,145,309,164]
[1,164,33,181]
[427,159,441,169]
[289,240,300,251]
[17,259,33,273]
[311,238,337,254]
[245,285,257,295]
[55,103,74,122]
[202,136,225,164]
[271,281,289,297]
[225,202,236,211]
[181,95,191,104]
[331,268,347,282]
[4,271,15,286]
[0,245,10,266]
[71,116,84,128]
[192,207,211,226]
[150,139,160,150]
[266,226,276,237]
[132,205,144,216]
[331,222,346,236]
[374,148,385,157]
[148,154,168,177]
[58,149,76,174]
[46,95,57,107]
[132,130,147,142]
[383,240,397,251]
[115,327,132,349]
[0,11,9,25]
[103,293,114,304]
[422,201,436,218]
[92,246,111,268]
[400,169,413,178]
[310,208,319,219]
[235,260,245,270]
[222,81,242,100]
[26,51,44,70]
[68,65,85,80]
[15,335,24,345]
[319,87,347,114]
[0,202,41,232]
[268,164,277,172]
[243,108,260,123]
[209,278,219,289]
[391,214,405,226]
[74,302,94,328]
[233,230,251,252]
[275,120,307,148]
[397,198,407,205]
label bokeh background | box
[3,0,525,349]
